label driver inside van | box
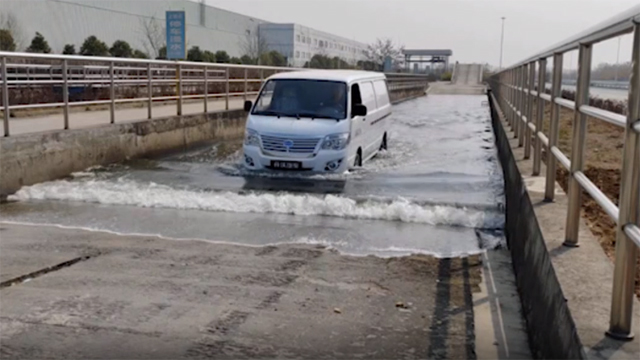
[274,86,300,113]
[319,87,346,117]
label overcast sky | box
[208,0,638,68]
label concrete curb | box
[0,109,247,197]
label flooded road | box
[2,95,505,258]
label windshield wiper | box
[295,112,342,121]
[254,110,341,121]
[252,110,283,118]
[281,112,302,120]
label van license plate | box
[271,161,301,170]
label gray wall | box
[1,0,369,64]
[0,108,247,198]
[1,0,267,57]
[258,23,295,65]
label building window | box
[314,39,317,46]
[296,35,300,42]
[296,51,300,58]
[306,37,311,44]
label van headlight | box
[244,128,260,147]
[321,133,350,150]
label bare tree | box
[140,16,165,59]
[0,12,25,50]
[365,38,405,71]
[241,28,269,64]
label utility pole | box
[500,17,506,69]
[614,36,621,82]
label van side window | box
[255,80,276,111]
[360,81,377,112]
[351,84,362,118]
[373,80,390,107]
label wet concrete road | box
[2,95,505,258]
[0,95,531,359]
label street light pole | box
[614,36,621,82]
[500,17,506,69]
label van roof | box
[267,70,386,83]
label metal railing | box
[489,5,640,340]
[0,52,429,136]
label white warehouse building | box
[260,23,368,67]
[1,0,368,66]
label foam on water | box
[11,178,504,229]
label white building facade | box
[259,24,368,67]
[1,0,368,66]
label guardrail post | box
[515,68,521,137]
[607,23,640,341]
[525,62,535,158]
[244,68,248,101]
[564,43,593,247]
[518,66,525,147]
[203,66,208,113]
[109,61,115,124]
[534,58,547,175]
[177,64,183,116]
[545,53,563,201]
[512,69,517,128]
[147,63,152,119]
[508,69,514,128]
[2,57,9,136]
[63,59,70,130]
[225,68,229,111]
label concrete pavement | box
[1,223,481,359]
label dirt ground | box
[534,101,639,297]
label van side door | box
[358,81,379,158]
[372,79,392,144]
[350,83,365,162]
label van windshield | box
[252,79,347,120]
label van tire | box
[380,133,388,151]
[354,149,362,167]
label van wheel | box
[354,149,362,167]
[380,133,388,150]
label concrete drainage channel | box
[487,89,584,359]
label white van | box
[242,70,392,173]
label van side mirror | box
[352,104,367,117]
[244,100,253,112]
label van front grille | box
[261,135,320,154]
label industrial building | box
[1,0,368,66]
[260,23,367,67]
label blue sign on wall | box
[166,11,186,60]
[383,56,392,72]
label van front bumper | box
[243,146,351,173]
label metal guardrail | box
[489,4,640,340]
[0,52,429,136]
